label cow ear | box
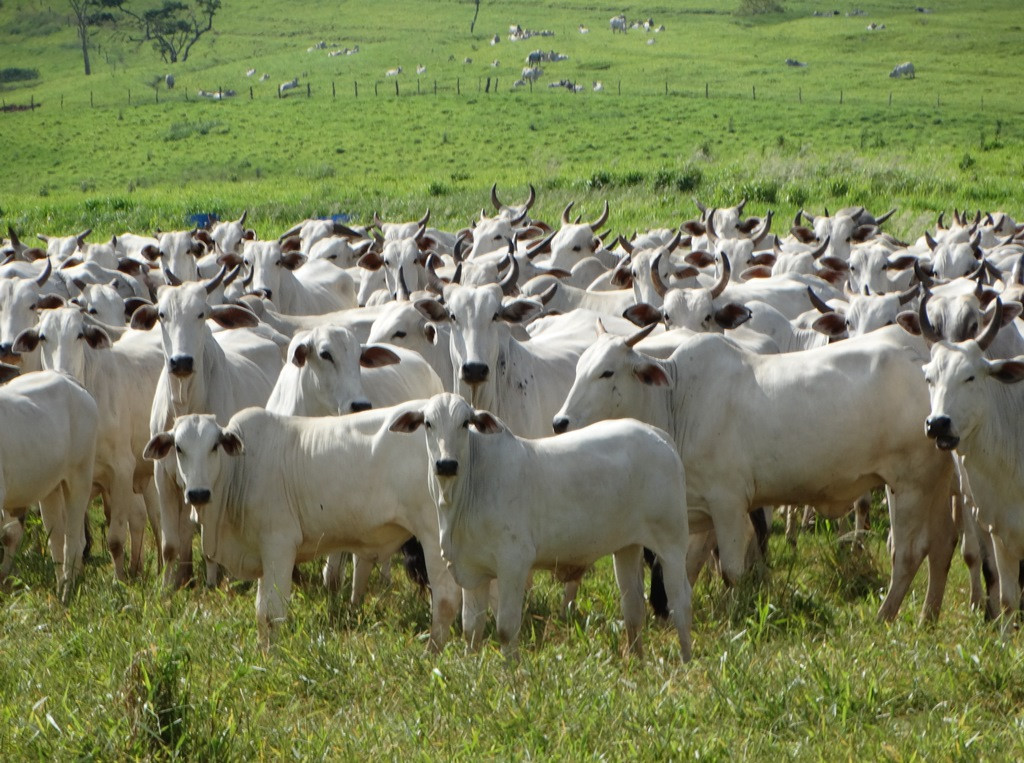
[681,220,705,236]
[884,255,917,271]
[281,252,307,271]
[818,256,849,272]
[218,253,243,269]
[999,301,1023,326]
[424,323,437,345]
[739,265,773,281]
[684,250,715,268]
[124,297,152,318]
[140,245,161,262]
[714,303,752,330]
[143,432,175,460]
[389,409,425,433]
[117,258,147,278]
[219,429,245,455]
[290,341,310,367]
[499,299,542,324]
[471,410,502,434]
[130,304,159,331]
[415,298,449,323]
[281,235,302,253]
[611,266,632,288]
[633,361,669,387]
[988,358,1024,385]
[33,294,66,311]
[360,345,401,368]
[851,224,877,243]
[896,311,921,336]
[790,226,816,244]
[622,303,663,328]
[210,304,259,329]
[358,251,384,271]
[0,362,20,384]
[83,325,112,349]
[811,313,848,338]
[12,329,39,354]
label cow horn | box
[8,226,20,247]
[163,267,183,287]
[538,283,557,305]
[525,229,557,259]
[802,209,816,224]
[875,208,896,226]
[736,198,747,215]
[823,206,830,218]
[665,230,683,253]
[424,256,445,294]
[588,201,609,231]
[523,184,536,211]
[752,210,774,244]
[977,298,1003,351]
[224,264,243,287]
[35,257,52,287]
[498,253,519,295]
[204,265,228,294]
[710,253,731,299]
[510,208,529,226]
[693,197,708,215]
[238,210,248,226]
[617,235,634,256]
[924,231,938,251]
[913,260,934,292]
[417,209,431,228]
[898,283,920,305]
[1,253,13,266]
[809,235,831,259]
[807,287,834,314]
[450,263,462,285]
[242,263,254,288]
[561,201,575,226]
[774,237,785,256]
[705,210,718,243]
[395,264,412,301]
[650,252,669,298]
[490,183,503,211]
[917,294,942,344]
[37,233,50,243]
[453,233,469,262]
[278,222,303,241]
[965,259,985,283]
[624,323,657,347]
[936,211,946,230]
[1017,254,1024,286]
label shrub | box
[736,0,785,15]
[0,67,39,83]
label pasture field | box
[1,0,1022,238]
[3,507,1024,759]
[3,0,1024,759]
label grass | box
[0,0,1022,239]
[4,503,1024,758]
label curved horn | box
[417,209,430,228]
[395,264,412,301]
[8,226,20,247]
[705,210,718,242]
[35,257,52,287]
[936,211,946,230]
[561,201,575,226]
[453,233,469,262]
[925,231,938,251]
[807,286,834,314]
[710,253,731,299]
[736,198,747,215]
[498,254,519,295]
[523,184,536,211]
[163,267,183,287]
[490,183,503,211]
[278,222,303,241]
[693,197,708,215]
[204,265,228,294]
[1,253,13,267]
[913,259,934,292]
[617,235,634,256]
[802,208,816,224]
[752,210,774,244]
[977,298,1003,351]
[371,211,385,230]
[898,283,919,306]
[242,263,254,288]
[424,256,445,294]
[874,208,896,226]
[650,251,669,298]
[510,208,529,226]
[450,262,462,285]
[224,264,243,287]
[823,206,830,218]
[624,322,657,347]
[238,210,248,226]
[525,229,557,259]
[918,294,942,344]
[588,200,609,231]
[809,235,831,259]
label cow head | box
[145,414,244,507]
[237,240,307,302]
[13,306,112,383]
[0,259,60,362]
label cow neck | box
[962,379,1024,488]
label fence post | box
[936,94,940,108]
[434,80,437,95]
[617,80,621,95]
[354,81,358,97]
[457,78,460,95]
[888,91,892,107]
[665,80,668,95]
[374,82,378,96]
[91,91,94,107]
[307,83,311,97]
[705,82,708,98]
[495,78,499,93]
[752,85,756,100]
[332,81,336,98]
[799,87,802,103]
[417,78,420,95]
[485,77,490,93]
[155,88,159,103]
[250,86,254,100]
[61,93,64,109]
[128,89,131,104]
[395,79,399,96]
[840,89,843,104]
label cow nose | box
[552,417,569,435]
[435,459,459,477]
[168,355,194,377]
[925,415,952,439]
[350,400,372,413]
[0,343,16,359]
[252,287,272,300]
[186,488,211,505]
[461,362,489,385]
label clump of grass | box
[165,120,226,142]
[122,643,192,756]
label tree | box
[68,0,118,75]
[113,0,221,64]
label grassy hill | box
[2,0,1022,236]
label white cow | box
[144,409,461,649]
[233,240,357,314]
[0,369,98,600]
[279,78,300,95]
[389,393,692,660]
[610,14,627,33]
[130,269,279,587]
[553,324,956,623]
[209,211,252,256]
[14,308,164,580]
[890,62,915,79]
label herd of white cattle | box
[2,189,1024,660]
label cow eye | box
[392,330,407,339]
[38,334,46,342]
[600,370,613,379]
[76,332,84,340]
[198,313,206,320]
[319,350,333,362]
[572,245,581,252]
[158,312,166,320]
[965,375,975,383]
[462,420,470,428]
[424,421,432,429]
[274,260,283,267]
[448,313,457,324]
[175,445,183,454]
[492,312,500,321]
[211,443,219,453]
[88,308,98,315]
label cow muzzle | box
[350,400,372,413]
[186,488,211,505]
[0,343,19,363]
[552,416,569,435]
[435,459,459,478]
[460,362,489,385]
[168,355,194,377]
[925,416,960,451]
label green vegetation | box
[0,67,39,83]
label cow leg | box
[991,533,1022,626]
[126,488,149,579]
[142,479,163,571]
[0,504,23,581]
[322,551,347,594]
[712,504,755,586]
[105,479,133,583]
[686,529,715,584]
[256,545,296,649]
[655,545,694,662]
[155,460,190,589]
[854,492,872,533]
[920,488,956,623]
[462,582,490,651]
[350,554,374,606]
[644,547,669,618]
[956,493,987,615]
[418,530,460,653]
[559,579,580,618]
[612,544,645,658]
[494,564,530,661]
[784,506,801,547]
[60,468,93,601]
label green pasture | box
[1,0,1022,238]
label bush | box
[0,67,39,83]
[736,0,784,15]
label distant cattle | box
[890,62,915,79]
